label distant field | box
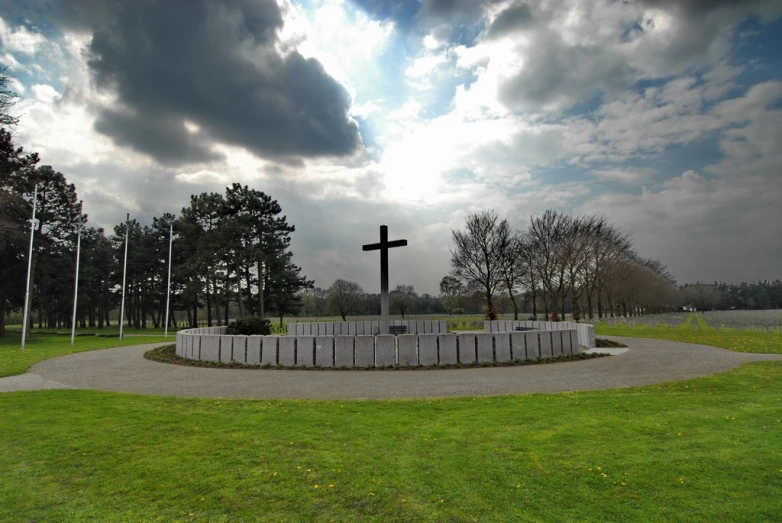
[595,313,782,354]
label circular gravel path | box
[1,336,779,399]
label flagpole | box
[119,213,129,341]
[164,223,173,338]
[20,185,38,351]
[70,201,84,346]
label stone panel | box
[375,335,396,367]
[335,336,354,367]
[418,334,438,366]
[325,323,334,336]
[560,330,572,355]
[363,321,373,335]
[355,336,375,368]
[371,321,380,335]
[247,336,261,365]
[416,320,426,334]
[525,332,540,359]
[539,331,553,358]
[295,323,304,336]
[438,334,457,365]
[406,321,416,335]
[294,337,312,367]
[458,334,477,364]
[278,337,295,366]
[315,336,334,368]
[510,332,526,360]
[476,333,494,363]
[355,322,365,335]
[333,323,342,336]
[261,336,277,365]
[397,334,418,366]
[550,331,563,358]
[200,335,220,362]
[231,336,247,363]
[570,330,579,354]
[287,324,296,336]
[495,333,511,362]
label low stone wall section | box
[286,320,448,336]
[175,328,578,368]
[484,320,596,348]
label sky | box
[1,0,781,295]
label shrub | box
[226,316,271,336]
[485,305,499,321]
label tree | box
[327,279,364,320]
[390,284,416,318]
[1,66,20,128]
[450,211,510,315]
[439,275,464,315]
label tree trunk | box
[206,275,213,327]
[0,289,5,337]
[236,261,245,319]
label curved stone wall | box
[485,320,596,348]
[286,320,448,336]
[174,327,580,368]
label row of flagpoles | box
[20,186,174,350]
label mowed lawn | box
[595,315,782,354]
[0,333,170,377]
[1,362,780,522]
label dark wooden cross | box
[362,225,407,334]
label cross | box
[363,225,407,334]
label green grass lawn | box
[0,333,170,378]
[0,362,779,521]
[595,315,782,354]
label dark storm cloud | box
[485,4,534,39]
[51,0,361,166]
[417,0,502,26]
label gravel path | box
[1,336,779,399]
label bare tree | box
[1,67,20,128]
[439,275,464,314]
[527,210,573,320]
[498,231,528,320]
[326,279,364,320]
[450,211,510,315]
[390,284,416,318]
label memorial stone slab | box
[278,337,296,366]
[296,336,315,367]
[355,322,365,335]
[335,336,354,367]
[332,323,342,336]
[261,336,278,365]
[325,323,334,336]
[494,333,511,362]
[424,320,432,334]
[397,334,418,366]
[355,336,375,367]
[477,333,494,363]
[246,336,262,364]
[375,335,396,366]
[438,334,457,365]
[510,332,526,360]
[363,321,373,335]
[287,324,295,336]
[315,336,334,367]
[231,336,247,363]
[416,320,426,334]
[295,323,304,336]
[560,330,571,355]
[200,335,220,362]
[458,333,477,364]
[569,330,579,354]
[525,332,540,359]
[539,331,553,358]
[418,334,438,366]
[550,331,563,358]
[371,321,380,335]
[347,322,356,335]
[484,321,491,332]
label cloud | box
[49,0,362,167]
[485,3,534,40]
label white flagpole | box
[21,185,38,351]
[70,201,84,346]
[119,213,129,340]
[164,223,173,338]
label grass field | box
[0,362,779,521]
[0,333,170,378]
[595,314,782,354]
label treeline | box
[683,281,782,311]
[0,128,310,336]
[445,210,679,321]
